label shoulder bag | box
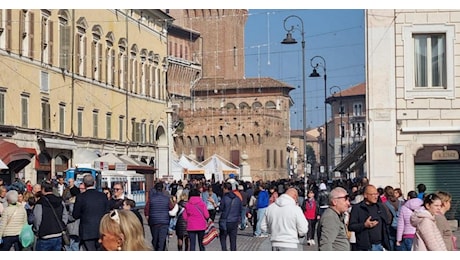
[43,196,70,246]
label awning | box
[41,138,77,150]
[0,159,8,169]
[0,139,36,172]
[74,149,100,166]
[333,140,366,172]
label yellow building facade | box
[0,9,170,185]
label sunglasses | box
[110,210,120,225]
[334,194,350,201]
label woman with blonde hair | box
[99,209,151,251]
[435,191,456,250]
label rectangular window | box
[266,149,270,168]
[41,100,50,130]
[77,109,83,136]
[22,97,29,128]
[230,150,240,166]
[273,150,277,169]
[40,71,49,92]
[119,116,124,141]
[106,113,111,139]
[0,91,4,124]
[92,110,98,138]
[353,103,362,116]
[280,150,284,168]
[403,24,454,99]
[196,147,204,162]
[59,22,70,71]
[59,104,65,133]
[414,34,446,88]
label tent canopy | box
[202,154,240,182]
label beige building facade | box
[0,9,170,186]
[366,9,460,221]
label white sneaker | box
[310,239,315,245]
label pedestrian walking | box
[261,188,308,251]
[218,182,242,251]
[317,187,351,251]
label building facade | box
[366,10,460,221]
[165,10,295,181]
[326,83,366,179]
[0,9,170,186]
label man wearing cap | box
[145,181,176,251]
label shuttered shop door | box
[415,163,460,221]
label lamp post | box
[309,56,327,180]
[330,86,344,163]
[281,15,307,185]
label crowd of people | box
[0,175,458,251]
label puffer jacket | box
[0,204,27,238]
[219,191,242,224]
[410,208,447,251]
[183,196,209,231]
[396,198,423,242]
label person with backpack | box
[383,186,402,251]
[174,192,189,251]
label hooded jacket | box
[261,193,308,249]
[183,196,209,231]
[410,208,447,251]
[396,198,423,241]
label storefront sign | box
[432,150,459,160]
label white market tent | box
[201,154,240,182]
[171,154,207,180]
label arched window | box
[265,101,276,109]
[105,32,115,86]
[75,17,88,76]
[118,38,127,89]
[239,102,250,109]
[130,44,138,94]
[91,25,103,81]
[225,103,236,109]
[58,10,71,71]
[252,101,263,109]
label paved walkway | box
[142,210,460,251]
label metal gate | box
[415,163,460,221]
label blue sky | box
[244,9,365,130]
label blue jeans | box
[398,237,414,251]
[255,207,267,236]
[64,236,80,251]
[240,206,247,229]
[36,237,62,251]
[220,222,239,251]
[370,243,384,251]
[149,224,169,251]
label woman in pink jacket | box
[183,188,209,251]
[410,193,447,251]
[396,191,423,251]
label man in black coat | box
[348,184,390,251]
[73,174,109,251]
